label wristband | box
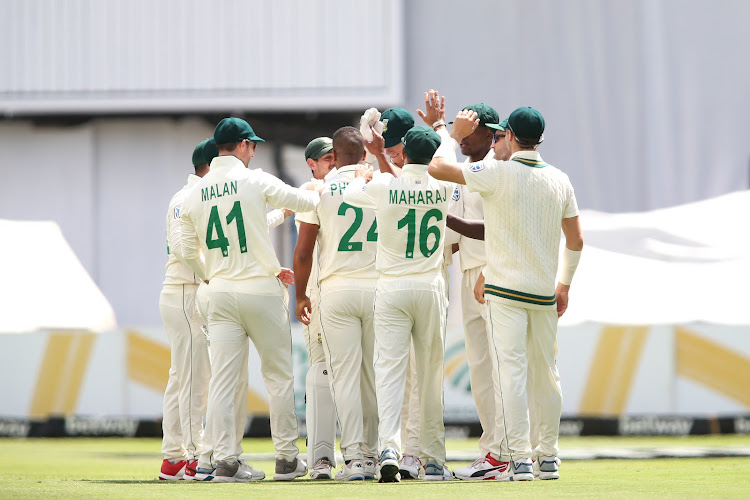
[432,120,446,130]
[559,247,581,286]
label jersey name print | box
[201,181,238,201]
[388,187,448,205]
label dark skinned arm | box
[446,214,485,241]
[293,221,319,325]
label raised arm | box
[428,109,479,184]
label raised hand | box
[416,88,446,128]
[450,109,479,141]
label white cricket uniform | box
[461,150,578,462]
[180,154,319,466]
[454,149,499,458]
[344,164,453,467]
[297,164,379,462]
[400,186,460,459]
[160,174,210,462]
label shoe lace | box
[471,456,486,467]
[313,458,331,470]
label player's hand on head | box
[555,282,570,317]
[450,109,480,141]
[416,88,446,127]
[278,267,295,286]
[473,272,486,304]
[295,296,312,325]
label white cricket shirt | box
[343,164,454,278]
[462,150,578,309]
[297,165,378,283]
[163,174,203,285]
[180,155,319,282]
[456,148,494,272]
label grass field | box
[2,436,749,499]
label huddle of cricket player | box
[158,88,584,484]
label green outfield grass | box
[1,436,749,499]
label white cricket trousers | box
[202,277,299,466]
[400,264,451,457]
[374,273,447,466]
[461,266,498,457]
[400,343,420,456]
[319,279,378,460]
[486,299,562,462]
[159,283,210,461]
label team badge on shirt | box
[452,186,460,201]
[468,163,485,172]
[173,206,181,219]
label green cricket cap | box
[192,137,220,166]
[213,117,265,145]
[487,119,508,132]
[507,107,545,143]
[381,108,415,148]
[402,125,442,165]
[305,137,333,160]
[450,103,500,127]
[192,139,210,167]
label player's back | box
[373,164,453,277]
[164,177,202,285]
[183,158,281,281]
[314,166,378,282]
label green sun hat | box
[402,125,442,165]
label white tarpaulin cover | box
[0,219,116,333]
[560,190,750,326]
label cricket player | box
[429,106,584,481]
[363,108,457,480]
[295,137,339,480]
[418,90,513,480]
[180,117,320,483]
[158,137,218,480]
[294,127,379,481]
[344,125,454,482]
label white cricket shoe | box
[212,459,265,482]
[399,454,421,480]
[536,455,560,480]
[454,453,509,480]
[363,456,377,480]
[496,459,535,482]
[423,461,452,481]
[309,457,333,480]
[273,457,307,481]
[378,448,401,483]
[335,460,365,481]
